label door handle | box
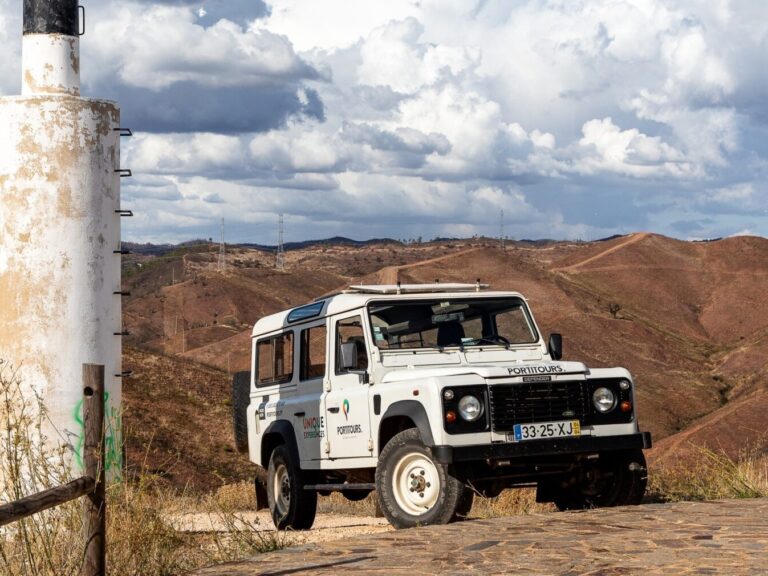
[328,407,340,413]
[294,411,305,417]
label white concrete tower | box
[0,0,123,475]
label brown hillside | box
[120,234,768,488]
[122,346,252,490]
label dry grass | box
[0,364,288,576]
[469,488,555,518]
[649,443,768,502]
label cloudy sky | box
[1,0,766,244]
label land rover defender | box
[232,283,651,529]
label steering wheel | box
[474,335,510,346]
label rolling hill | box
[120,234,768,489]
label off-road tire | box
[453,485,475,520]
[267,445,317,530]
[375,428,463,529]
[555,449,648,511]
[231,371,251,453]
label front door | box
[325,312,373,459]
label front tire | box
[555,449,648,511]
[267,445,317,530]
[376,428,463,529]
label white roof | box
[346,282,489,294]
[252,284,526,337]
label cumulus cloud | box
[75,2,325,133]
[357,18,480,94]
[575,117,690,177]
[85,4,318,90]
[0,0,766,242]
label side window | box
[256,332,294,386]
[300,325,327,381]
[336,316,368,373]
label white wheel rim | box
[391,452,440,516]
[273,463,290,515]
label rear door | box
[294,321,329,461]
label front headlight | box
[593,387,616,413]
[458,395,483,422]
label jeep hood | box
[379,361,588,384]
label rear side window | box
[300,325,327,381]
[257,332,294,386]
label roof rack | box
[345,282,489,295]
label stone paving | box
[189,498,768,575]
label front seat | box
[437,321,465,347]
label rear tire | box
[452,485,475,520]
[231,372,251,453]
[376,428,463,529]
[267,445,317,529]
[554,450,648,511]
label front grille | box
[489,381,589,431]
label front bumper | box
[431,432,652,465]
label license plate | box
[509,420,580,442]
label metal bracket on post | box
[115,210,133,217]
[114,370,133,378]
[113,291,131,296]
[114,169,132,178]
[113,249,131,255]
[113,127,132,137]
[78,6,85,36]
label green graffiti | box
[72,390,122,477]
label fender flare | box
[261,420,300,466]
[380,400,435,447]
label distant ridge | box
[122,232,750,258]
[239,236,403,251]
[123,236,404,256]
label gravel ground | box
[168,512,392,546]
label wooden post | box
[82,364,106,576]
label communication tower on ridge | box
[500,209,506,252]
[218,218,226,272]
[276,213,285,271]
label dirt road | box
[188,498,768,575]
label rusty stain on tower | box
[0,0,126,475]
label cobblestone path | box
[190,498,768,575]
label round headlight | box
[458,395,483,422]
[593,387,616,413]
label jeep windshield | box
[368,297,538,349]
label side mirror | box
[340,341,358,370]
[548,333,563,360]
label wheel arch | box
[379,400,434,453]
[261,420,300,467]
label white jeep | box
[231,283,651,530]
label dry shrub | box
[0,362,287,576]
[0,361,86,575]
[209,481,257,511]
[649,443,768,502]
[317,491,378,516]
[469,488,555,518]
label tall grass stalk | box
[1,363,287,576]
[650,443,768,502]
